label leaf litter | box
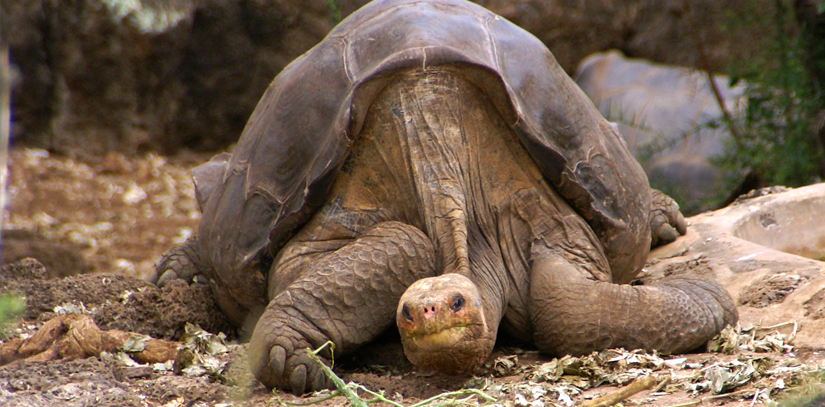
[5,148,825,406]
[290,318,821,407]
[448,320,820,407]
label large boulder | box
[475,0,762,78]
[646,184,825,349]
[574,50,745,214]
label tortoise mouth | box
[396,274,494,374]
[403,323,476,345]
[399,323,491,375]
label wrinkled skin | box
[156,0,737,395]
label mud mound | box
[739,273,803,308]
[804,288,825,319]
[1,259,232,340]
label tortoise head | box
[396,273,494,375]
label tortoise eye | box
[450,295,465,312]
[402,305,414,322]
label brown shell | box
[197,0,651,316]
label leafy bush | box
[716,0,825,194]
[0,294,25,338]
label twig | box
[302,342,496,407]
[750,388,761,407]
[348,381,493,407]
[348,384,404,407]
[579,375,658,407]
[651,375,671,393]
[704,70,744,146]
[664,400,700,407]
[682,0,745,149]
[276,392,343,407]
[754,320,798,344]
[754,320,796,331]
[305,342,368,407]
[661,388,756,407]
[407,389,496,407]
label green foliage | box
[716,0,825,191]
[770,369,825,407]
[0,294,25,337]
[327,0,344,25]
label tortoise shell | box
[196,0,650,321]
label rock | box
[114,365,155,381]
[0,257,47,280]
[645,183,825,349]
[475,0,761,76]
[4,0,364,158]
[574,50,745,214]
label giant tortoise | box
[157,0,738,394]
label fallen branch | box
[0,314,178,365]
[754,320,798,343]
[290,342,496,407]
[662,388,757,407]
[651,375,671,394]
[578,375,659,407]
[305,342,367,407]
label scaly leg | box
[248,221,436,394]
[528,247,737,356]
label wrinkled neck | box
[466,224,508,336]
[388,67,509,337]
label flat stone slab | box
[646,183,825,349]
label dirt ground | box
[2,147,824,407]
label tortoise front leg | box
[154,236,205,286]
[528,246,738,356]
[248,221,436,394]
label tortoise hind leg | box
[249,221,436,394]
[649,189,688,248]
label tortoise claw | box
[312,368,329,392]
[269,345,287,377]
[650,189,687,247]
[289,364,308,395]
[156,269,179,287]
[154,236,205,286]
[250,322,333,394]
[653,222,681,245]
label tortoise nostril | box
[402,305,414,322]
[450,295,465,312]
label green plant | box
[715,0,825,193]
[327,0,344,25]
[0,294,25,338]
[769,369,825,407]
